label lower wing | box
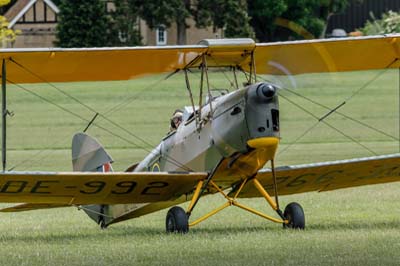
[235,154,400,197]
[0,171,207,205]
[0,203,69,212]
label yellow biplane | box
[0,36,400,233]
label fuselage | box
[99,82,281,226]
[134,82,280,175]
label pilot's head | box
[170,109,183,130]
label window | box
[156,26,167,45]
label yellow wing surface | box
[1,35,400,84]
[253,35,400,75]
[0,203,69,212]
[0,46,206,83]
[235,154,400,198]
[0,171,207,205]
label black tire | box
[97,205,108,229]
[283,202,305,229]
[99,218,107,229]
[166,206,189,233]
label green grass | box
[1,69,400,265]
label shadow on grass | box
[2,219,399,243]
[189,219,400,234]
[307,219,400,231]
[0,226,160,243]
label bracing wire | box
[7,74,193,172]
[7,80,146,151]
[10,79,193,171]
[10,60,171,169]
[206,56,241,91]
[257,62,398,157]
[283,87,398,141]
[9,56,247,172]
[278,93,378,156]
[10,128,79,171]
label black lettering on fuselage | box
[141,181,168,195]
[80,181,106,194]
[31,180,59,194]
[0,181,28,193]
[286,174,315,188]
[314,171,342,184]
[111,181,137,194]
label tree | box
[0,0,15,14]
[248,0,349,42]
[55,0,111,47]
[318,0,349,37]
[109,0,142,46]
[133,0,191,45]
[135,0,254,44]
[277,0,325,40]
[247,0,287,41]
[0,0,10,6]
[0,0,20,48]
[193,0,254,38]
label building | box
[4,0,222,48]
[4,0,59,48]
[140,19,222,46]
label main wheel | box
[166,206,189,233]
[283,202,305,229]
[99,217,108,229]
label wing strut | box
[184,68,198,127]
[2,59,7,172]
[186,159,224,217]
[248,51,257,85]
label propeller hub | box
[257,83,276,100]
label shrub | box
[360,10,400,35]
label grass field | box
[1,69,400,265]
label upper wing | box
[253,35,400,75]
[0,46,206,83]
[2,35,400,84]
[235,154,400,198]
[0,171,207,205]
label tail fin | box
[72,132,113,171]
[72,132,113,227]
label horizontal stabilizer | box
[235,154,400,198]
[0,171,207,205]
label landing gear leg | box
[255,159,305,230]
[164,159,306,232]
